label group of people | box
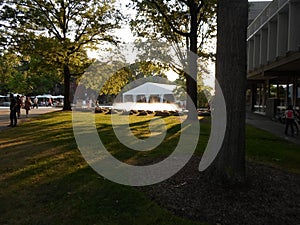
[8,94,38,127]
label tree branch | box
[196,1,206,28]
[31,0,62,40]
[147,0,189,37]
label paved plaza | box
[246,112,300,145]
[0,107,62,132]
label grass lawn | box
[0,111,299,225]
[246,124,300,174]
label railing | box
[247,0,288,38]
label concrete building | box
[247,0,300,118]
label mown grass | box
[93,113,210,164]
[246,124,300,174]
[0,111,299,225]
[0,111,207,225]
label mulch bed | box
[137,156,300,225]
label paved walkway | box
[0,107,62,132]
[246,112,300,145]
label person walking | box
[8,93,17,127]
[285,105,295,137]
[24,97,32,117]
[16,95,22,118]
[48,98,52,107]
[33,97,38,109]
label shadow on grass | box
[1,110,299,225]
[0,111,208,225]
[1,155,204,225]
[94,115,210,165]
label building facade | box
[247,0,300,118]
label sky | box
[90,0,273,87]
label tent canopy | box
[123,82,176,96]
[122,82,177,103]
[36,94,53,98]
[53,95,64,99]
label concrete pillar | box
[258,84,263,111]
[288,2,300,51]
[286,83,289,106]
[277,12,288,57]
[254,34,261,69]
[260,29,268,65]
[248,39,254,71]
[262,82,267,112]
[293,76,297,107]
[297,78,300,109]
[265,79,270,99]
[250,83,257,112]
[267,21,277,62]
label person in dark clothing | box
[24,97,32,117]
[285,105,294,136]
[9,93,17,127]
[16,95,22,118]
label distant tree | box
[174,62,212,108]
[101,62,168,95]
[0,52,18,94]
[0,53,61,96]
[80,59,168,97]
[21,35,92,95]
[129,0,216,118]
[0,0,123,110]
[0,36,84,96]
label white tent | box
[36,94,53,99]
[53,95,64,99]
[122,82,177,103]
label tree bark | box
[186,2,199,120]
[208,0,248,183]
[63,64,72,111]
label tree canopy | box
[128,0,216,116]
[0,0,123,109]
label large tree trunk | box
[63,64,72,111]
[208,0,248,183]
[186,2,199,120]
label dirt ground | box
[138,156,300,225]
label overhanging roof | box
[247,51,300,80]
